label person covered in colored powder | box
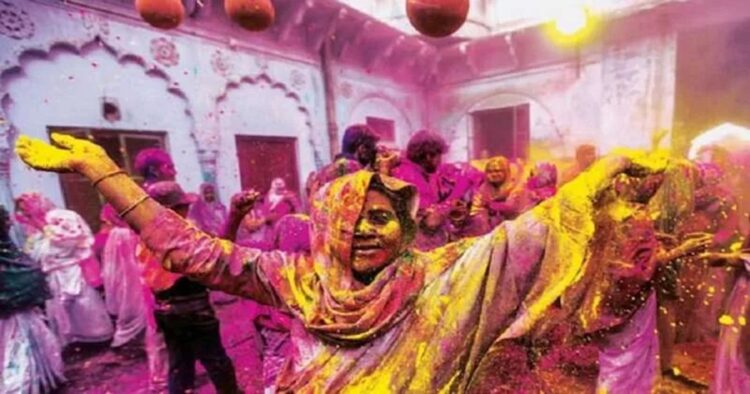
[309,124,380,194]
[236,177,300,251]
[0,204,66,393]
[470,156,519,229]
[510,162,558,213]
[140,181,240,394]
[17,132,679,393]
[131,146,181,393]
[188,183,228,237]
[99,204,148,348]
[587,167,712,393]
[13,192,56,254]
[134,147,178,188]
[701,228,750,394]
[32,208,113,346]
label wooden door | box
[49,127,165,232]
[235,136,300,195]
[470,103,530,160]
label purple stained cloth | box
[187,183,228,237]
[273,214,311,253]
[391,160,476,215]
[596,291,659,394]
[391,159,441,210]
[711,257,750,393]
[414,227,449,252]
[512,162,558,213]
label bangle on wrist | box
[118,195,150,218]
[92,169,127,188]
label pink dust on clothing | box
[187,183,228,237]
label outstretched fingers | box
[15,135,72,172]
[50,132,79,150]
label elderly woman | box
[14,192,56,252]
[188,183,228,237]
[236,177,300,250]
[31,208,113,346]
[470,156,519,230]
[17,133,671,392]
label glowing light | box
[554,6,588,36]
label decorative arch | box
[0,35,197,151]
[448,90,564,141]
[442,90,567,162]
[347,92,415,144]
[215,73,324,168]
[0,35,202,206]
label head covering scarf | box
[528,162,558,191]
[279,171,424,345]
[515,162,559,211]
[36,209,94,273]
[187,183,227,236]
[481,156,515,199]
[14,193,55,237]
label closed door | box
[235,136,300,195]
[49,127,166,232]
[470,104,530,160]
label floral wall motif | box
[211,49,233,78]
[1,38,202,205]
[290,69,306,90]
[150,37,179,68]
[0,0,34,40]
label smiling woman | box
[350,180,416,284]
[14,133,672,392]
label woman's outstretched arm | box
[16,133,284,305]
[16,133,162,231]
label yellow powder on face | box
[739,316,747,327]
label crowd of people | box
[1,123,749,393]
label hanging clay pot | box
[225,0,276,32]
[406,0,469,38]
[135,0,185,30]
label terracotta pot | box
[135,0,185,29]
[406,0,469,38]
[225,0,275,31]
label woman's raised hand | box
[16,133,116,176]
